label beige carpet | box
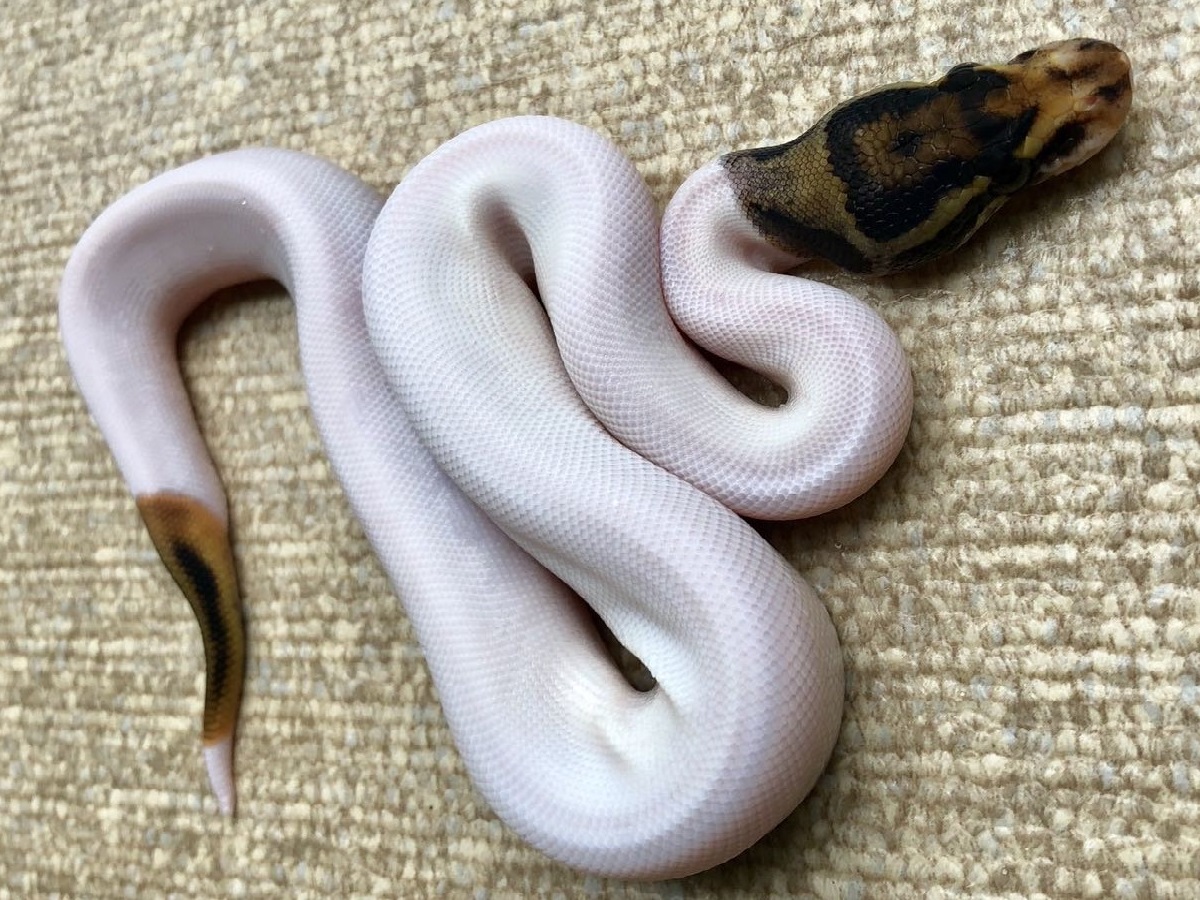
[3,0,1196,896]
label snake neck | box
[662,160,806,284]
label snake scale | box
[59,39,1131,878]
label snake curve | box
[59,40,1131,880]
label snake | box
[58,38,1131,879]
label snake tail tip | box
[135,491,247,813]
[203,737,236,816]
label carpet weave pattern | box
[2,1,1195,896]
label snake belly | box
[58,39,1130,879]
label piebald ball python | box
[59,39,1131,879]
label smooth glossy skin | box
[58,121,908,877]
[57,40,1130,879]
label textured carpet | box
[2,0,1197,896]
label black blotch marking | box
[1045,66,1073,83]
[967,106,1038,153]
[747,204,873,272]
[891,190,999,270]
[1076,39,1103,51]
[941,63,984,93]
[174,541,218,606]
[890,129,922,157]
[1069,63,1102,82]
[823,70,1030,243]
[825,85,964,242]
[1036,122,1087,170]
[990,155,1034,194]
[172,541,235,708]
[1096,75,1130,102]
[1009,48,1037,65]
[735,135,805,164]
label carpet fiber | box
[2,1,1196,896]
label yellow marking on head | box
[136,493,245,747]
[722,38,1132,273]
[993,38,1133,181]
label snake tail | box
[137,492,244,815]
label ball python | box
[58,38,1131,879]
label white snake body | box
[58,37,1136,875]
[60,117,914,878]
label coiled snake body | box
[59,40,1130,878]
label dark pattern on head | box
[821,69,1036,243]
[721,38,1132,274]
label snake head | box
[719,38,1133,274]
[1003,38,1133,184]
